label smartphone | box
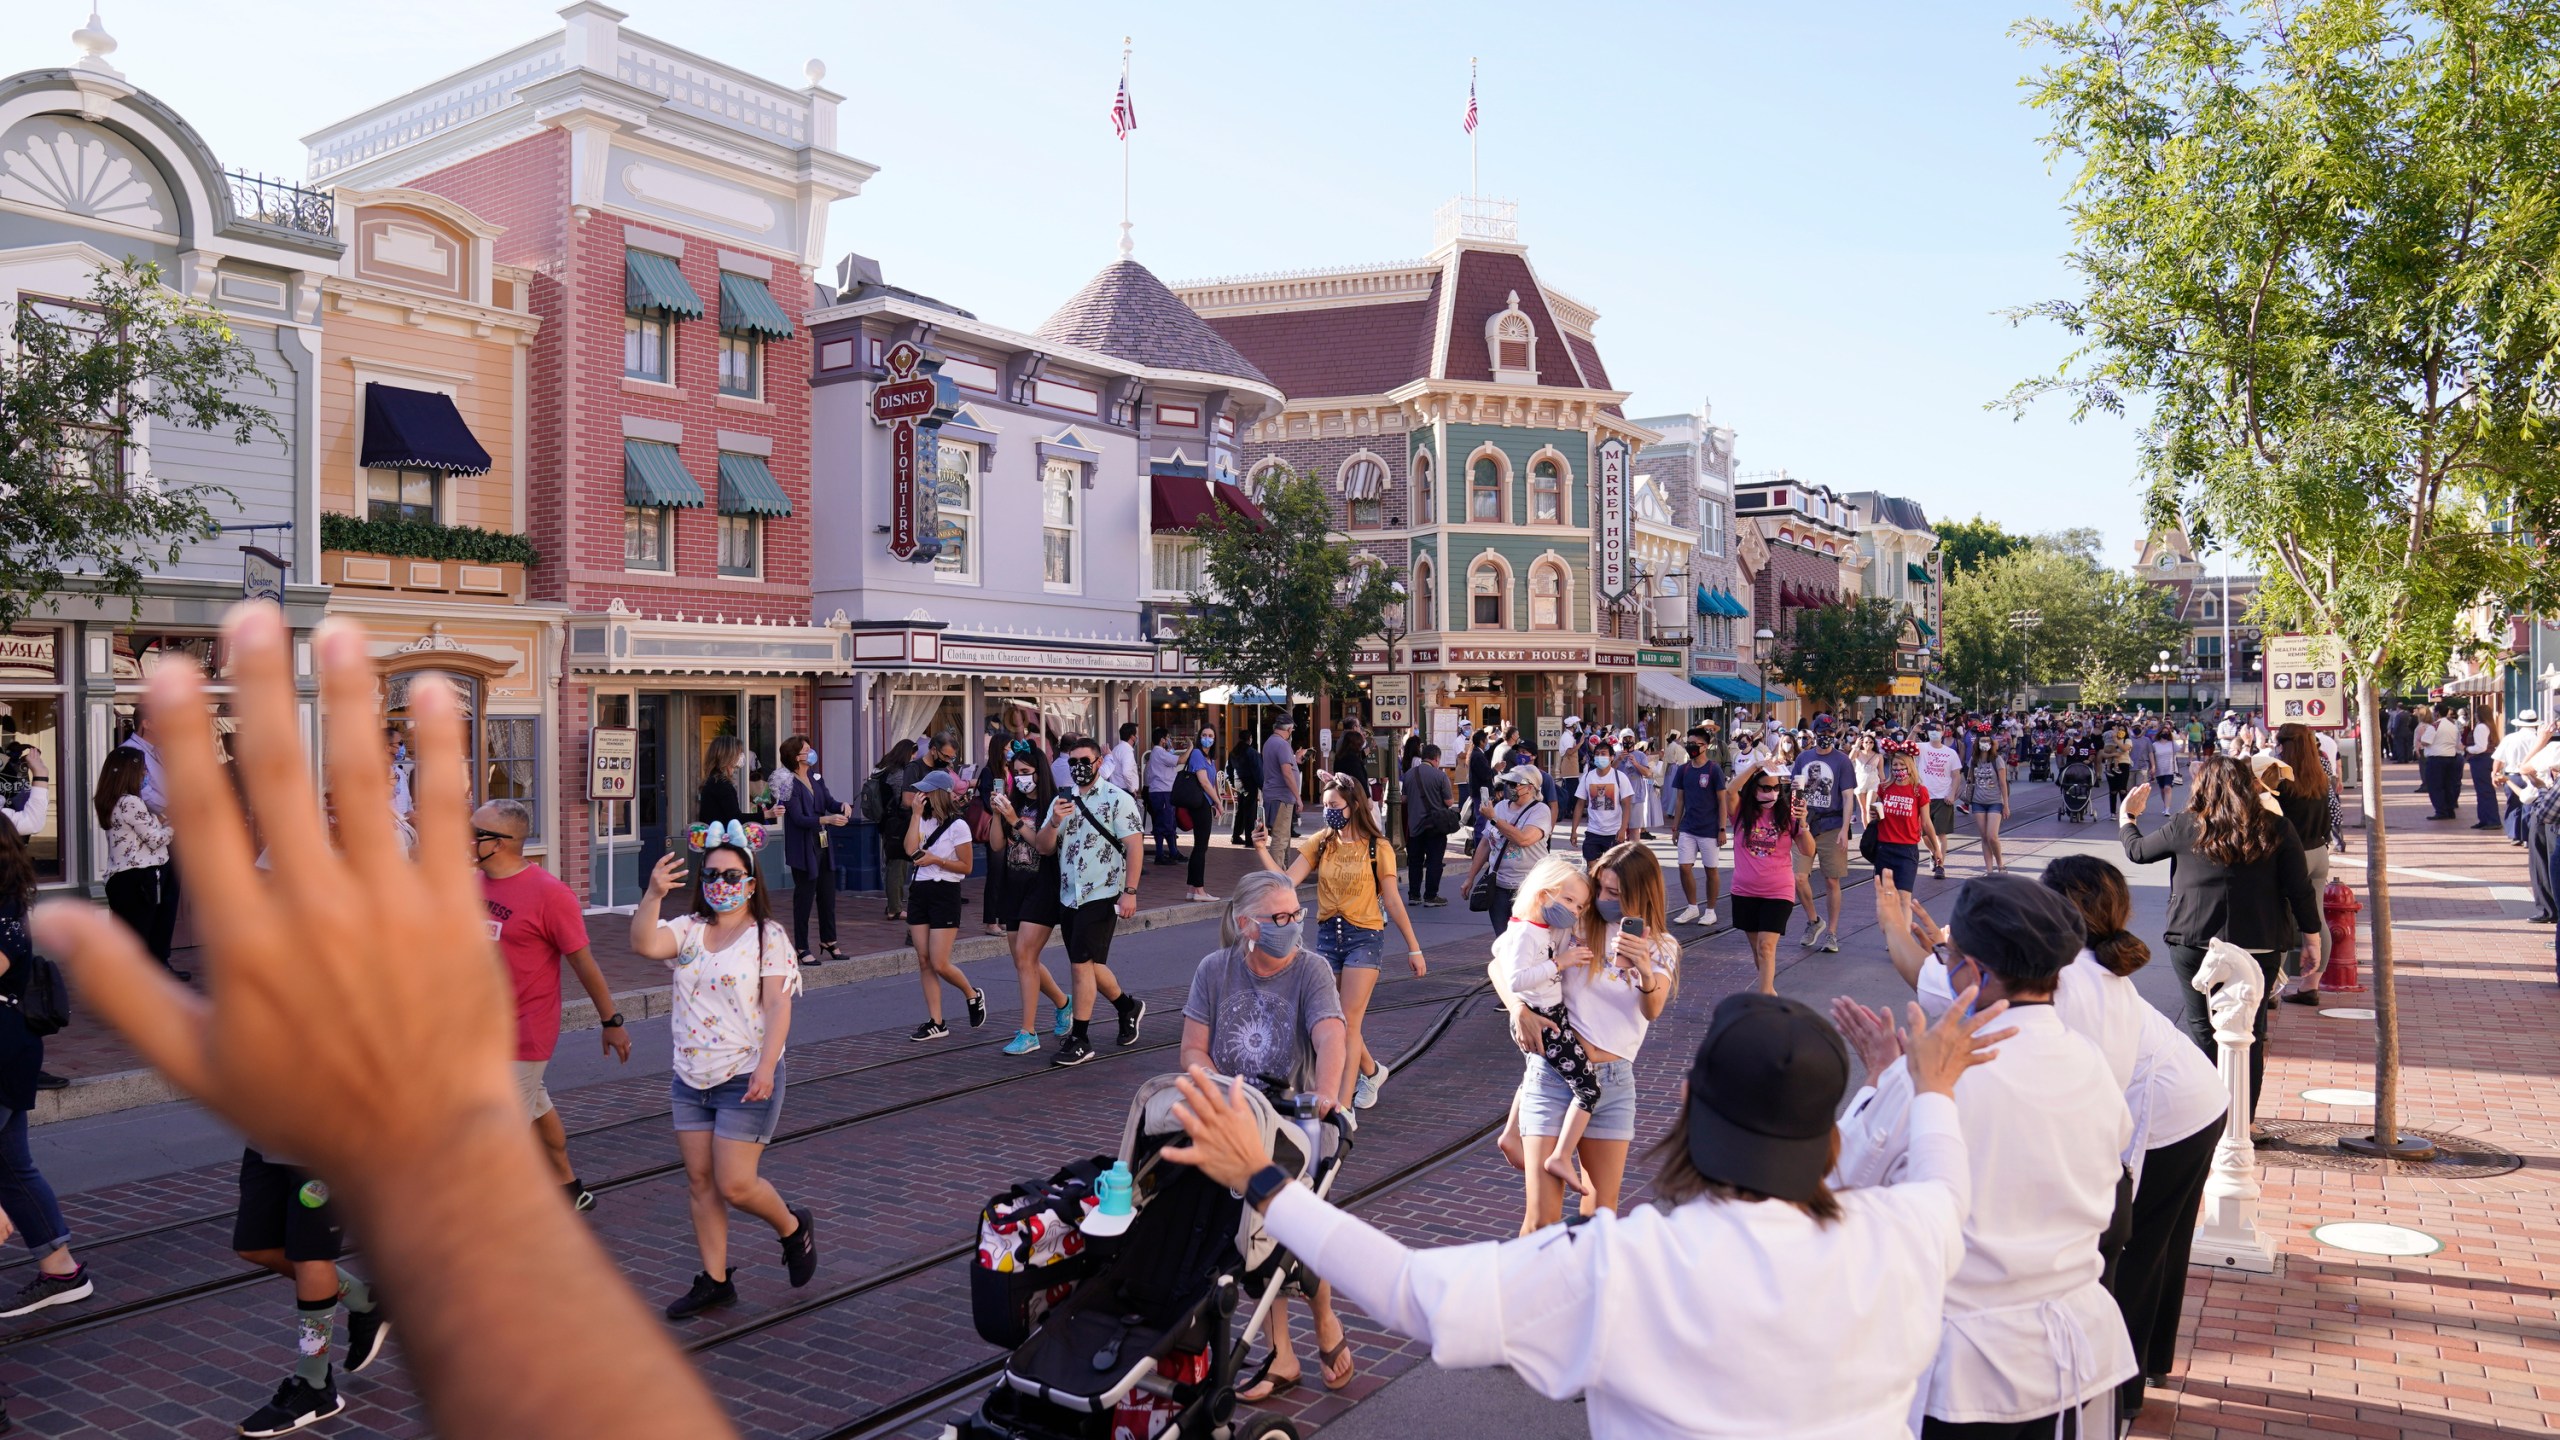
[1620,916,1648,939]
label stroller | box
[2058,754,2096,822]
[953,1075,1347,1440]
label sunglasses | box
[472,829,519,845]
[701,868,751,885]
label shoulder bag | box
[1467,828,1508,912]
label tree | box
[1768,597,1907,712]
[1940,536,2188,707]
[1,259,283,631]
[1175,470,1398,711]
[1935,515,2031,577]
[2010,0,2560,1157]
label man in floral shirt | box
[1033,735,1148,1066]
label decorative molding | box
[714,247,773,281]
[620,161,777,232]
[621,224,684,257]
[621,415,682,443]
[1169,260,1438,317]
[0,115,171,233]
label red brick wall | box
[1756,540,1846,635]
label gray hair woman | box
[1182,865,1355,1396]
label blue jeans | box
[1146,789,1179,856]
[0,1108,68,1260]
[2470,753,2499,826]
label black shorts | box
[996,868,1064,931]
[232,1149,343,1263]
[1060,896,1121,966]
[1730,894,1795,936]
[908,880,963,930]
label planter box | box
[324,550,525,604]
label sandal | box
[1237,1367,1301,1403]
[1319,1335,1355,1390]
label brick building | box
[302,2,875,900]
[2137,525,2260,714]
[1733,470,1865,723]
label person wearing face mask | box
[985,746,1074,1055]
[1252,774,1426,1117]
[1032,736,1150,1067]
[1460,765,1555,937]
[778,736,850,965]
[1179,868,1350,1398]
[1172,728,1222,901]
[631,830,816,1321]
[900,771,988,1042]
[474,799,628,1214]
[1728,770,1814,995]
[1489,857,1608,1202]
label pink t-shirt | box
[483,864,591,1062]
[1730,810,1802,900]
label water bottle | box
[297,1180,329,1209]
[1083,1160,1135,1238]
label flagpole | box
[1469,56,1479,197]
[1119,36,1133,259]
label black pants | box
[2169,943,2277,1120]
[2105,765,2130,812]
[1483,883,1515,937]
[2421,754,2461,817]
[1231,788,1260,845]
[1405,830,1446,901]
[2469,753,2499,826]
[790,862,837,956]
[104,867,161,959]
[2110,1116,2222,1401]
[1921,1414,2077,1439]
[149,857,180,963]
[1180,802,1215,888]
[2526,806,2559,921]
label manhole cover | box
[2256,1121,2525,1179]
[2312,1221,2443,1257]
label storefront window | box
[0,628,65,884]
[885,683,964,758]
[483,716,539,842]
[748,696,778,798]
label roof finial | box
[72,8,122,76]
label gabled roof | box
[1442,249,1587,387]
[1036,260,1272,388]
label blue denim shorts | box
[1312,915,1385,974]
[671,1062,787,1145]
[1515,1052,1637,1142]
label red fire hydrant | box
[2320,878,2364,992]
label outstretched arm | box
[31,606,737,1440]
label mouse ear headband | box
[688,819,766,856]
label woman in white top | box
[900,771,987,1041]
[632,828,816,1320]
[1161,984,2013,1440]
[93,743,185,982]
[1850,734,1884,839]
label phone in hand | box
[1620,915,1648,940]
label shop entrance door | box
[633,693,670,892]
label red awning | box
[1214,481,1267,529]
[1150,473,1220,533]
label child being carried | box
[1490,855,1605,1196]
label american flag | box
[1463,78,1478,134]
[1111,75,1137,139]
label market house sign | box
[871,341,944,563]
[1442,643,1594,666]
[1595,436,1631,601]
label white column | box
[2190,941,2279,1272]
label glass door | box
[633,693,670,897]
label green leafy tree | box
[2010,0,2560,1154]
[1176,470,1398,707]
[1,259,283,630]
[1935,515,2031,577]
[1941,536,2187,707]
[1769,596,1907,712]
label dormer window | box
[1487,290,1539,386]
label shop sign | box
[1595,436,1631,600]
[937,641,1157,676]
[1370,675,1411,729]
[2265,632,2347,729]
[1594,649,1636,669]
[1441,643,1590,666]
[872,341,939,562]
[1692,654,1740,676]
[589,727,638,800]
[1536,715,1564,749]
[240,545,287,604]
[1637,648,1681,669]
[0,631,57,684]
[1891,676,1923,697]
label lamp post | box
[2007,608,2044,709]
[1754,626,1777,729]
[1379,577,1409,832]
[2151,649,2173,717]
[1913,644,1933,725]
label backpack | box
[858,771,888,825]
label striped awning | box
[718,271,793,337]
[625,250,704,317]
[717,452,791,517]
[624,439,706,508]
[1341,457,1388,501]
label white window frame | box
[623,505,672,572]
[1412,556,1437,632]
[1468,556,1512,629]
[1042,456,1082,593]
[717,512,761,579]
[1413,450,1436,525]
[932,439,980,585]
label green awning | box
[625,250,704,318]
[1913,616,1935,640]
[717,451,792,517]
[624,440,706,508]
[1907,561,1934,585]
[718,272,792,338]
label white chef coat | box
[1833,1006,2135,1428]
[1264,1093,1973,1440]
[2125,1002,2227,1188]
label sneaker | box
[343,1301,391,1373]
[565,1179,596,1213]
[1820,934,1840,954]
[1002,1031,1041,1056]
[1354,1060,1391,1110]
[1115,995,1146,1048]
[1701,908,1717,928]
[1052,1034,1097,1067]
[1800,921,1825,951]
[1054,1003,1074,1038]
[0,1266,91,1318]
[908,1020,949,1043]
[664,1270,736,1321]
[237,1374,343,1437]
[964,989,988,1030]
[1931,861,1946,880]
[1422,895,1447,907]
[1671,904,1701,926]
[779,1207,817,1288]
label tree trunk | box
[2356,674,2402,1150]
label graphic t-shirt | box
[1580,767,1627,838]
[1916,744,1960,801]
[482,864,592,1062]
[1669,761,1726,838]
[657,915,801,1089]
[1299,829,1398,932]
[1056,780,1145,909]
[1731,809,1802,899]
[1875,783,1929,846]
[1181,941,1345,1094]
[1792,751,1854,834]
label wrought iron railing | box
[225,172,334,236]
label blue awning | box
[718,271,793,338]
[359,383,491,475]
[625,250,704,317]
[716,452,792,517]
[1694,674,1795,705]
[1696,584,1716,616]
[624,440,706,509]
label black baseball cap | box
[1682,993,1849,1204]
[1947,874,2083,990]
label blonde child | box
[1489,855,1607,1195]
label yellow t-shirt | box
[1298,828,1397,932]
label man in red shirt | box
[474,799,630,1210]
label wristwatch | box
[1243,1163,1291,1213]
[602,1013,626,1029]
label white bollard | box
[2190,938,2279,1272]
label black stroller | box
[955,1075,1347,1440]
[2059,754,2096,822]
[2026,736,2054,783]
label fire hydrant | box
[2320,878,2364,992]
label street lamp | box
[2150,648,2174,716]
[2007,608,2044,709]
[1754,626,1777,729]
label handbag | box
[1858,817,1881,869]
[1467,832,1507,912]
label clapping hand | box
[2122,782,2152,820]
[1828,996,1902,1075]
[1903,989,2015,1097]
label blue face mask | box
[1256,916,1302,957]
[1594,897,1623,925]
[1541,900,1577,931]
[1323,806,1348,830]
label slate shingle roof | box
[1036,259,1272,388]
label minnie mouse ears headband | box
[688,819,767,857]
[1881,738,1921,756]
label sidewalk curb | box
[31,896,1231,1127]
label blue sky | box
[7,1,2150,562]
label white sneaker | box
[1672,904,1702,926]
[1701,907,1717,928]
[1354,1060,1391,1110]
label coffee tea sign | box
[872,341,941,562]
